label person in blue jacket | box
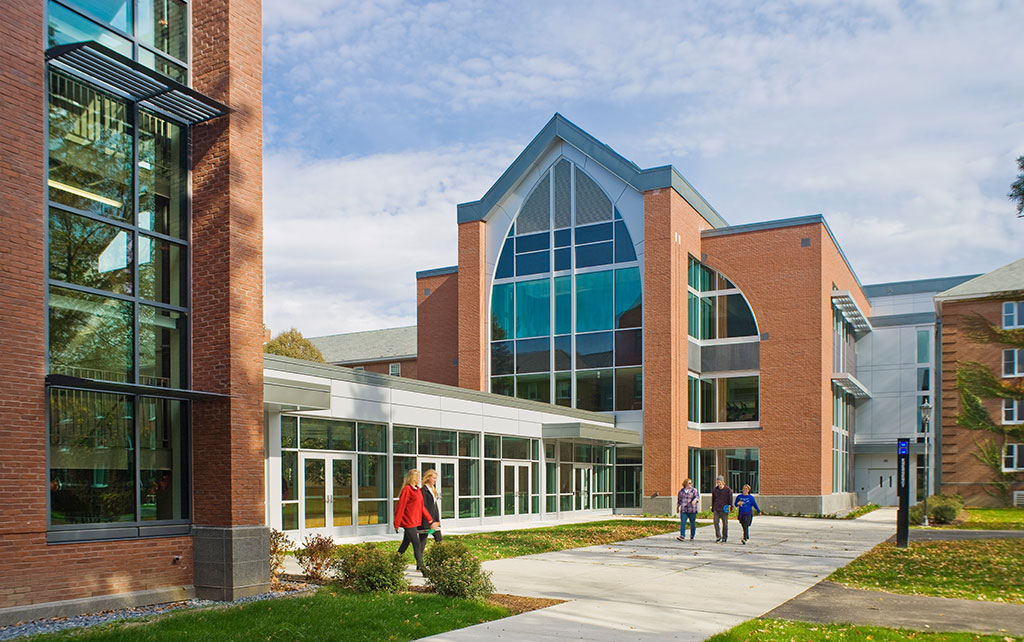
[733,484,761,544]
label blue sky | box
[262,0,1024,337]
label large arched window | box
[490,158,640,412]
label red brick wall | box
[342,357,418,379]
[702,221,868,496]
[417,271,459,385]
[939,299,1024,506]
[190,0,265,527]
[642,188,711,496]
[457,222,487,392]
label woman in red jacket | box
[395,469,438,572]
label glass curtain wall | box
[47,0,190,82]
[831,385,852,493]
[690,448,759,494]
[490,158,642,412]
[46,66,190,533]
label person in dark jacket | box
[419,468,442,547]
[733,484,761,544]
[711,476,733,543]
[395,469,438,573]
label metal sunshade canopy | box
[46,41,230,125]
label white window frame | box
[1004,443,1024,472]
[1004,349,1024,377]
[389,362,401,377]
[1004,302,1024,329]
[1004,399,1024,425]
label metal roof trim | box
[46,41,230,125]
[831,372,871,399]
[831,290,872,333]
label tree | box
[1010,155,1024,218]
[263,328,325,363]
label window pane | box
[330,421,355,450]
[615,267,642,329]
[491,283,514,341]
[576,332,613,369]
[137,49,188,83]
[917,330,930,364]
[719,377,759,422]
[48,71,133,221]
[358,454,387,499]
[516,279,550,338]
[614,221,637,263]
[49,285,133,383]
[516,373,550,403]
[138,0,188,60]
[282,502,298,530]
[495,240,514,279]
[139,306,186,388]
[917,368,930,392]
[615,329,642,366]
[576,369,613,411]
[515,251,550,276]
[516,232,549,253]
[615,367,643,411]
[281,416,297,449]
[516,338,550,374]
[575,222,612,244]
[393,425,416,454]
[419,429,456,456]
[138,112,187,238]
[49,388,135,525]
[392,456,416,497]
[485,434,500,458]
[555,372,572,407]
[491,341,513,375]
[484,459,499,495]
[554,228,571,247]
[358,500,387,525]
[459,497,480,519]
[459,432,479,457]
[49,208,133,295]
[554,276,571,335]
[554,335,571,371]
[576,271,613,333]
[484,496,501,517]
[722,294,757,337]
[502,437,530,460]
[299,418,327,449]
[491,376,513,397]
[459,459,479,496]
[69,0,133,32]
[576,242,613,268]
[137,236,185,306]
[47,1,133,57]
[357,423,386,452]
[554,247,570,271]
[725,448,759,493]
[282,451,297,501]
[139,397,187,521]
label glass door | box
[420,459,457,520]
[300,453,356,539]
[503,462,530,516]
[573,464,592,510]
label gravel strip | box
[0,585,315,641]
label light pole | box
[920,399,932,527]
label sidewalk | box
[419,508,897,641]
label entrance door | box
[299,453,356,539]
[867,467,897,506]
[573,464,592,510]
[503,463,529,516]
[420,459,457,520]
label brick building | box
[935,259,1024,506]
[0,0,266,623]
[309,325,418,378]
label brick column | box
[190,0,268,601]
[457,221,488,391]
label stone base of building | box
[0,586,194,627]
[641,495,677,516]
[193,525,270,601]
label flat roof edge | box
[416,265,458,279]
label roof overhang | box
[46,41,230,125]
[264,376,331,411]
[831,291,872,334]
[831,372,871,399]
[542,421,641,445]
[45,374,229,401]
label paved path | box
[420,509,896,641]
[765,580,1024,637]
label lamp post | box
[920,399,933,527]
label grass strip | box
[951,508,1024,531]
[828,539,1024,604]
[24,589,509,642]
[706,618,1014,641]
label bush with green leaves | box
[910,494,965,525]
[333,542,408,594]
[269,529,292,584]
[422,539,494,600]
[295,533,336,582]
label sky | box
[262,0,1024,338]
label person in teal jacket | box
[733,484,761,544]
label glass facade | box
[47,0,189,82]
[490,158,641,411]
[831,385,851,493]
[689,448,759,494]
[46,65,190,533]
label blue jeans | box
[680,512,697,538]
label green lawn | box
[707,618,1014,642]
[334,519,681,563]
[952,507,1024,530]
[828,538,1024,603]
[24,590,508,641]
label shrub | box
[422,540,494,600]
[931,503,959,524]
[269,529,292,585]
[333,543,408,594]
[909,494,966,525]
[295,533,336,582]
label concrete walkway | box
[419,508,897,641]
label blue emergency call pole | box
[896,438,910,547]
